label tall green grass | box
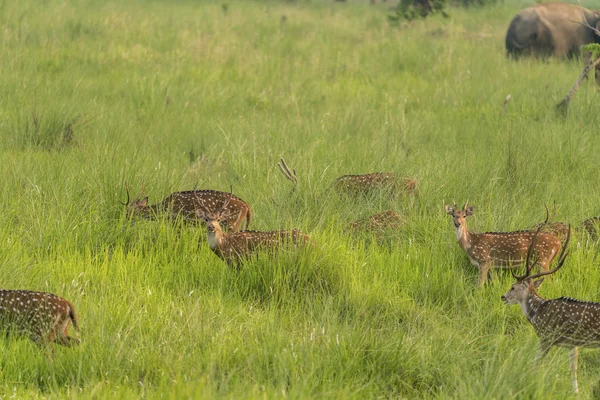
[0,0,599,398]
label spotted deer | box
[194,188,311,267]
[583,216,600,240]
[445,202,562,289]
[348,210,405,233]
[122,184,252,232]
[335,173,418,196]
[0,290,79,348]
[530,202,570,240]
[277,158,418,196]
[501,226,600,394]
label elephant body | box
[505,3,600,59]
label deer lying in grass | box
[277,158,418,197]
[501,226,600,393]
[0,290,79,348]
[530,202,569,240]
[334,173,418,196]
[348,210,405,233]
[445,202,562,289]
[194,188,311,267]
[583,216,600,240]
[122,184,252,232]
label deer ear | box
[445,205,454,215]
[533,279,544,289]
[138,197,148,207]
[466,206,475,216]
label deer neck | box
[519,292,546,323]
[207,229,225,250]
[456,222,472,251]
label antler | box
[218,185,233,215]
[543,200,558,224]
[513,225,571,281]
[512,227,543,280]
[528,225,571,281]
[120,183,131,206]
[277,157,297,187]
[463,200,469,211]
[192,182,211,216]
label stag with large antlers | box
[0,290,79,348]
[502,226,600,393]
[445,202,562,289]
[122,183,252,232]
[194,188,311,267]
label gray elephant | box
[505,3,600,59]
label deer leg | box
[55,334,80,347]
[477,264,490,289]
[569,347,579,394]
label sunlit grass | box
[0,0,599,398]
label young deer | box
[122,184,252,232]
[445,202,562,289]
[530,202,570,240]
[194,189,311,267]
[0,290,79,348]
[501,226,600,393]
[277,158,418,196]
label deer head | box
[122,183,149,217]
[501,225,571,305]
[445,201,475,228]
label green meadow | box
[1,0,600,398]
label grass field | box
[1,0,600,398]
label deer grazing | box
[194,188,311,267]
[348,210,405,233]
[501,226,600,394]
[122,184,252,232]
[277,158,418,197]
[445,202,562,289]
[0,290,79,348]
[530,202,570,240]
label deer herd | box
[3,165,600,394]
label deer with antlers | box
[194,187,311,267]
[502,226,600,393]
[122,183,252,232]
[0,290,79,348]
[277,158,418,196]
[445,202,563,289]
